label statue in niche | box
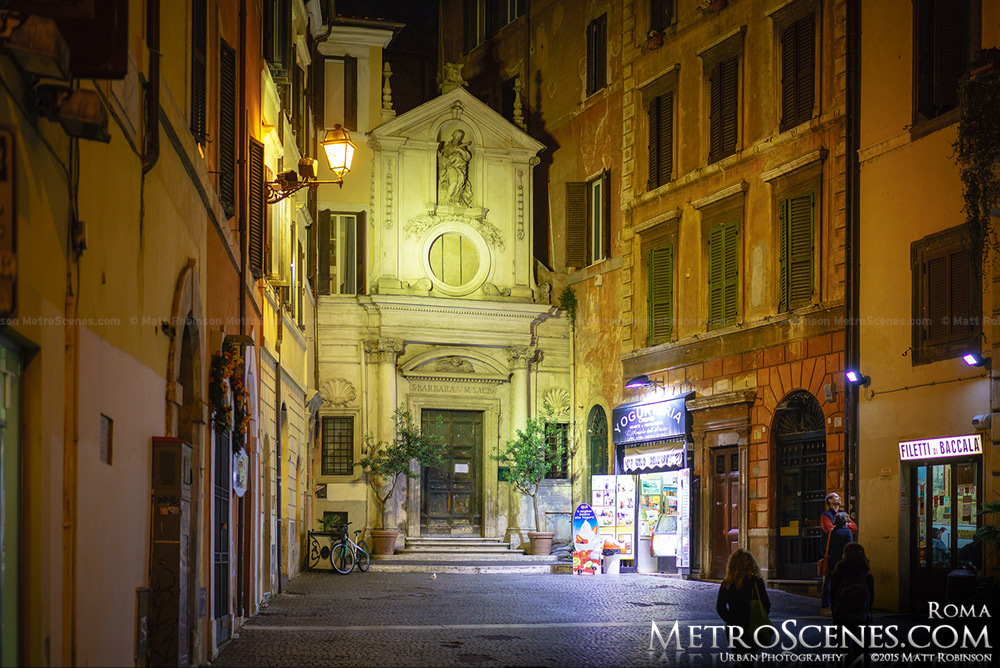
[438,129,473,207]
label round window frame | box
[420,222,491,297]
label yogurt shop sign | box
[898,434,983,461]
[611,397,688,446]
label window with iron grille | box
[322,416,354,476]
[586,14,607,96]
[779,13,815,131]
[911,225,980,365]
[100,414,113,466]
[914,0,977,123]
[588,406,609,476]
[545,423,569,480]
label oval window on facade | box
[428,233,480,287]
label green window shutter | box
[566,182,587,267]
[722,220,739,324]
[648,244,674,344]
[708,224,725,327]
[787,192,814,309]
[647,97,659,191]
[778,199,789,311]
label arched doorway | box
[588,405,609,475]
[773,390,827,580]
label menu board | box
[677,468,690,568]
[591,474,635,559]
[572,504,601,575]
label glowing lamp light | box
[845,370,870,388]
[322,124,356,180]
[963,352,991,370]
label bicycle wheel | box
[330,541,355,574]
[356,540,371,572]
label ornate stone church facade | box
[314,81,573,547]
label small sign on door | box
[454,463,469,474]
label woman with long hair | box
[716,548,771,653]
[831,543,874,624]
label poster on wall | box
[677,468,690,568]
[572,504,601,575]
[591,474,636,559]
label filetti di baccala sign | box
[898,434,983,462]
[612,397,688,446]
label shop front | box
[596,395,693,575]
[899,433,983,608]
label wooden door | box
[421,410,482,536]
[711,448,740,579]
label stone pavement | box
[211,571,992,668]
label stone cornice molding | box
[687,389,758,412]
[505,345,538,370]
[363,337,404,364]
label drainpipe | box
[275,311,283,593]
[237,0,248,618]
[142,0,160,174]
[844,0,861,517]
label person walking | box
[831,543,875,666]
[716,548,771,656]
[821,492,857,615]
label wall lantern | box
[845,370,870,388]
[963,352,991,370]
[1,13,71,81]
[624,374,665,390]
[266,124,356,204]
[32,84,110,142]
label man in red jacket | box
[821,492,857,615]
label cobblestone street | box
[212,571,828,667]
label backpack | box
[833,573,870,624]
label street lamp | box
[266,124,356,204]
[624,374,665,390]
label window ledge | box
[909,108,960,142]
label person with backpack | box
[831,543,875,665]
[716,548,771,655]
[821,493,857,615]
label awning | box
[617,438,688,474]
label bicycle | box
[330,522,370,574]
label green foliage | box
[492,415,565,532]
[955,48,1000,272]
[358,405,446,529]
[318,515,339,533]
[558,286,578,328]
[973,495,1000,567]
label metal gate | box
[213,428,231,646]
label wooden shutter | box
[248,139,265,279]
[586,19,596,95]
[345,55,358,131]
[709,62,723,162]
[219,41,237,218]
[566,182,587,267]
[318,210,331,295]
[709,221,738,328]
[648,244,674,343]
[723,220,739,323]
[795,15,815,125]
[190,0,207,143]
[786,192,814,309]
[264,167,274,278]
[602,170,611,261]
[647,97,660,191]
[356,212,367,295]
[932,0,968,110]
[595,15,607,92]
[263,0,275,62]
[780,23,797,131]
[924,250,949,344]
[948,248,973,340]
[650,0,673,33]
[658,92,673,186]
[720,57,738,159]
[312,56,326,131]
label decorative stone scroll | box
[434,356,475,373]
[404,213,505,251]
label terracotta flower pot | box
[370,529,399,556]
[527,531,555,556]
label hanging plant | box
[954,48,1000,272]
[209,344,250,446]
[558,286,578,329]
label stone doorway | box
[421,409,482,536]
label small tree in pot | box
[493,414,565,555]
[358,405,445,555]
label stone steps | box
[371,560,572,574]
[367,535,571,573]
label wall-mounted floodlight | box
[845,370,870,388]
[624,374,665,390]
[963,352,991,370]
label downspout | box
[844,0,861,517]
[275,311,283,593]
[237,0,248,619]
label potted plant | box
[358,405,445,555]
[318,515,339,534]
[493,415,566,555]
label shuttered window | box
[248,139,265,279]
[779,14,815,132]
[707,220,739,329]
[915,0,972,121]
[190,0,207,144]
[566,182,587,267]
[708,56,738,164]
[647,244,674,344]
[264,167,274,278]
[649,0,674,33]
[219,41,237,218]
[586,14,607,96]
[647,91,673,190]
[912,227,979,365]
[779,192,814,312]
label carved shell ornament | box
[320,378,357,407]
[542,388,571,419]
